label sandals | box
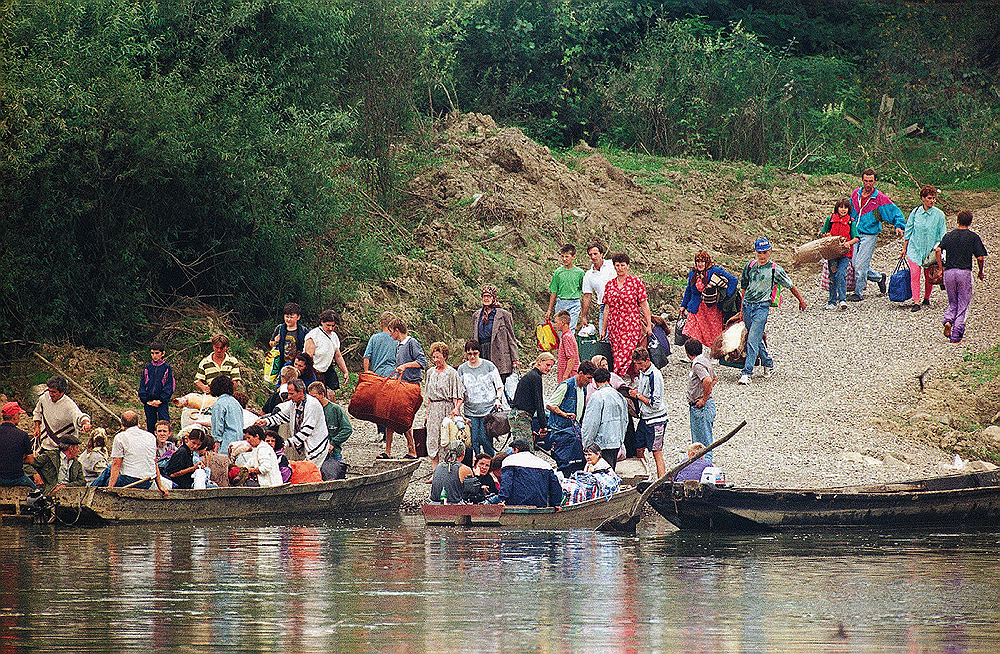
[403,454,418,460]
[375,453,390,460]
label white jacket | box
[248,442,283,487]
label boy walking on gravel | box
[738,238,807,385]
[935,211,987,344]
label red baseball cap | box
[1,401,26,417]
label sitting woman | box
[198,433,230,488]
[240,425,284,488]
[264,430,293,484]
[565,444,623,504]
[164,428,206,489]
[674,442,713,482]
[79,429,109,484]
[430,440,474,504]
[462,453,497,503]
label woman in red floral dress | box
[600,253,652,378]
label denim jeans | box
[828,256,850,304]
[554,297,581,331]
[468,415,495,456]
[90,467,153,489]
[852,234,884,297]
[0,475,38,490]
[741,301,773,376]
[689,397,716,464]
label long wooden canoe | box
[0,460,420,524]
[648,470,1000,531]
[422,487,639,529]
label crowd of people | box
[0,171,988,510]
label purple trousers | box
[943,268,972,342]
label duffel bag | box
[888,257,912,303]
[348,371,423,432]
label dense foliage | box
[1,0,997,347]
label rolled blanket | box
[711,321,748,364]
[793,235,850,265]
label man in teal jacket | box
[848,168,905,301]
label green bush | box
[0,0,400,346]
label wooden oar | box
[597,420,746,534]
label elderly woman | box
[601,253,652,378]
[678,251,739,348]
[430,440,474,504]
[585,354,626,401]
[472,284,520,382]
[903,186,947,312]
[424,342,464,466]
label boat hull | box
[649,471,1000,531]
[1,461,420,524]
[422,487,638,529]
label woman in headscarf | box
[678,251,738,348]
[471,284,520,382]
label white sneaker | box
[825,303,836,310]
[738,374,751,385]
[763,366,774,379]
[838,301,848,310]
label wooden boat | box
[422,486,639,529]
[648,470,1000,531]
[0,460,420,525]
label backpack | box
[747,260,783,307]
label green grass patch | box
[959,343,1000,389]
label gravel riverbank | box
[339,202,1000,507]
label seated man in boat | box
[674,443,712,482]
[25,434,86,494]
[91,410,169,496]
[1,402,39,490]
[495,438,563,508]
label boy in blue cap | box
[738,238,807,385]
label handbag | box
[923,262,943,286]
[647,334,667,368]
[484,409,511,441]
[887,257,912,302]
[674,318,687,345]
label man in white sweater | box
[256,379,328,467]
[33,376,91,452]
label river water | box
[3,515,999,652]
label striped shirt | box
[195,353,242,386]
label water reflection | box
[2,520,999,652]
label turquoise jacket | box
[904,205,946,264]
[850,187,905,235]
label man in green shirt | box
[308,382,352,460]
[544,243,585,331]
[738,238,807,386]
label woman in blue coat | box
[678,251,739,348]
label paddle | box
[597,420,746,534]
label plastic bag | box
[536,322,558,351]
[263,347,281,386]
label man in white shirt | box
[257,379,329,467]
[579,242,616,334]
[98,410,168,495]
